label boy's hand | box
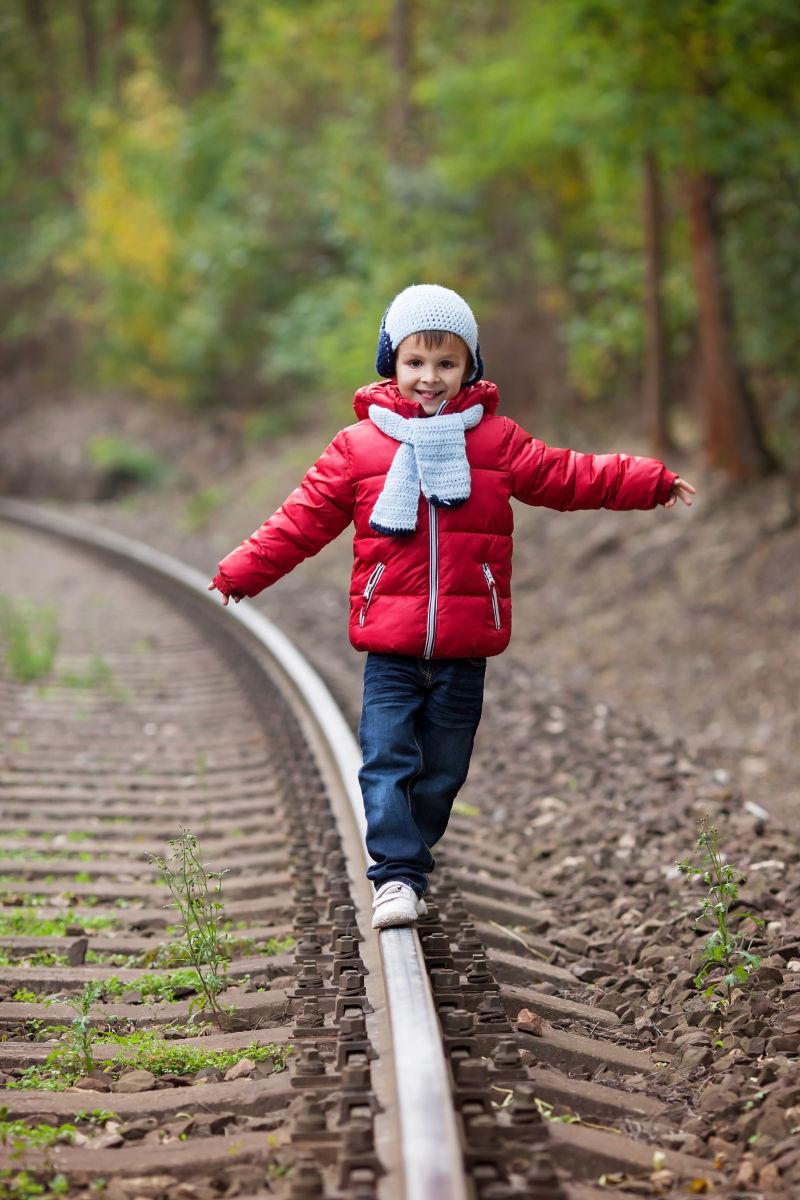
[665,477,696,509]
[207,581,241,605]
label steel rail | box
[0,497,468,1200]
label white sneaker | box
[372,882,420,929]
[416,894,428,917]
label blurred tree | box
[642,149,673,456]
[0,0,798,467]
[686,171,775,478]
[389,0,416,153]
[77,0,100,91]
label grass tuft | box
[0,598,58,682]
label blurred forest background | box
[2,0,800,479]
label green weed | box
[91,967,207,1004]
[65,981,103,1077]
[147,829,231,1029]
[0,910,113,937]
[7,983,102,1092]
[676,815,766,1013]
[0,598,58,683]
[0,851,57,862]
[96,1030,291,1077]
[0,948,69,968]
[259,934,295,956]
[0,1109,117,1151]
[59,654,117,693]
[0,1167,70,1197]
[8,1030,291,1091]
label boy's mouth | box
[416,389,443,400]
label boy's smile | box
[394,333,471,415]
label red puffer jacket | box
[213,379,678,659]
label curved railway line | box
[0,500,728,1200]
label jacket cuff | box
[212,572,239,598]
[655,468,679,506]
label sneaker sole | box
[372,909,419,929]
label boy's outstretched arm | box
[208,431,356,603]
[504,419,687,511]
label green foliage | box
[676,815,765,1013]
[86,435,169,488]
[2,0,800,439]
[0,1168,70,1198]
[259,934,296,957]
[0,599,58,683]
[97,966,206,1003]
[95,1030,292,1077]
[0,1109,116,1153]
[0,910,113,938]
[0,947,69,968]
[7,1029,291,1091]
[7,983,104,1089]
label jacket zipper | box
[482,562,501,630]
[423,503,438,658]
[359,562,385,626]
[359,562,386,626]
[422,396,450,659]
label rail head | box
[0,496,468,1200]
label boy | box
[209,284,695,929]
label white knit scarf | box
[368,403,484,535]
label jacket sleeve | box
[212,430,355,599]
[504,418,678,511]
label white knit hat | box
[376,284,484,384]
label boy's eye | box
[441,361,456,369]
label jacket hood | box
[353,378,500,422]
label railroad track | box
[0,500,725,1200]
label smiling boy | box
[209,284,695,928]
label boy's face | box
[394,333,471,414]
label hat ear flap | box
[465,343,484,385]
[375,311,395,377]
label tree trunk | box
[685,171,776,479]
[111,0,135,100]
[389,0,415,157]
[641,149,674,457]
[77,0,99,90]
[170,0,220,100]
[189,0,220,93]
[23,0,72,186]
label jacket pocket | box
[481,562,501,630]
[359,562,386,626]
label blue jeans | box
[358,652,487,898]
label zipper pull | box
[363,562,385,602]
[482,563,495,587]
